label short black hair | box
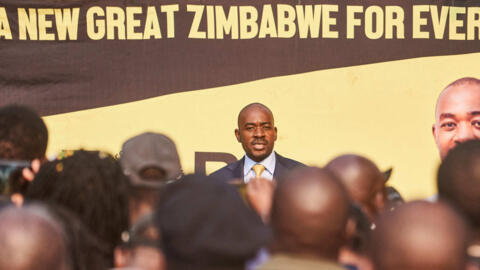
[438,139,480,228]
[0,104,48,160]
[25,150,130,267]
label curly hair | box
[25,150,130,267]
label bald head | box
[237,103,274,128]
[326,155,386,222]
[370,201,468,270]
[0,205,70,270]
[433,77,480,160]
[271,166,350,260]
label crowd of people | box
[0,76,480,270]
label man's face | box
[433,83,480,159]
[235,106,277,162]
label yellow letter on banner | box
[365,6,383,39]
[322,5,338,38]
[346,5,362,39]
[385,6,404,39]
[187,5,206,39]
[38,9,55,40]
[468,7,480,40]
[106,7,125,40]
[259,4,277,38]
[18,8,37,40]
[239,6,258,39]
[216,6,238,39]
[277,4,296,38]
[449,6,466,40]
[55,8,79,40]
[296,5,321,39]
[86,7,105,40]
[430,5,448,39]
[412,5,429,39]
[0,7,12,39]
[144,6,161,39]
[161,4,178,38]
[126,7,142,40]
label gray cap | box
[120,132,182,188]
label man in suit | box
[211,103,303,183]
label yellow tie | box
[252,164,265,179]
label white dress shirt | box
[243,151,276,183]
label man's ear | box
[432,124,437,138]
[235,129,241,142]
[274,127,278,141]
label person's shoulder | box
[275,153,305,169]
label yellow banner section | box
[44,52,480,200]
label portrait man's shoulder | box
[275,152,305,169]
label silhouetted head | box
[370,201,468,270]
[271,166,350,260]
[326,154,386,222]
[0,104,48,160]
[438,139,480,229]
[0,205,71,270]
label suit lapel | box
[228,157,244,179]
[273,153,285,180]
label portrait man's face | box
[235,106,277,162]
[433,83,480,159]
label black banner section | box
[0,0,478,115]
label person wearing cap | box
[211,103,303,183]
[120,132,183,225]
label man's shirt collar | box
[243,151,276,177]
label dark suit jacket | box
[210,152,304,182]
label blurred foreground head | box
[326,154,386,222]
[438,139,480,230]
[120,132,182,225]
[270,166,350,261]
[155,174,271,270]
[25,150,130,268]
[0,205,70,270]
[370,201,468,270]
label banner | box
[1,0,479,198]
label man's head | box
[326,154,386,222]
[433,77,480,160]
[271,166,350,260]
[0,104,48,161]
[0,205,71,270]
[438,139,480,229]
[369,201,468,270]
[155,174,271,270]
[235,103,277,162]
[120,132,183,224]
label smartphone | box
[0,160,30,194]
